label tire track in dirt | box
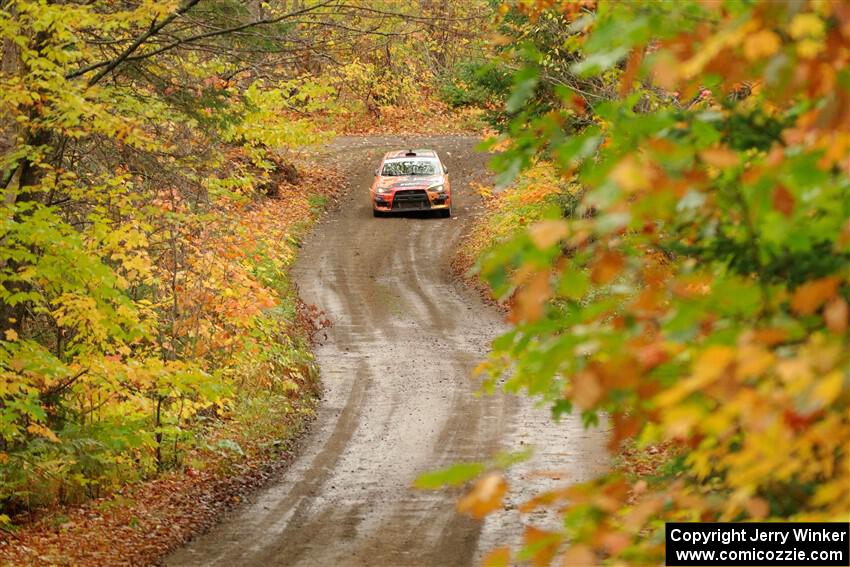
[166,135,608,567]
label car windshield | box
[381,159,439,176]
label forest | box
[1,0,848,565]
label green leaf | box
[570,47,629,77]
[492,447,534,469]
[506,67,539,113]
[558,267,590,300]
[414,462,486,489]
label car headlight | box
[428,184,446,194]
[376,186,391,194]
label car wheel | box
[373,209,384,218]
[439,208,451,218]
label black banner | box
[666,522,850,566]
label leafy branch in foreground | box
[467,1,849,564]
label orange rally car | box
[370,149,452,218]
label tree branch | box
[67,0,203,84]
[66,0,336,82]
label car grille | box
[392,190,430,210]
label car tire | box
[439,208,451,218]
[373,209,384,218]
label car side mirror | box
[443,166,448,174]
[375,168,380,176]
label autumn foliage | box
[1,0,847,563]
[0,0,349,522]
[459,0,848,564]
[0,0,490,532]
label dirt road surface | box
[167,135,608,567]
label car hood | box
[376,175,444,191]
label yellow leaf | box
[662,403,701,438]
[743,29,782,61]
[789,13,825,39]
[736,345,775,379]
[27,424,60,443]
[656,346,735,407]
[812,480,849,507]
[457,472,507,519]
[796,38,824,59]
[694,345,736,381]
[529,220,568,249]
[811,370,844,406]
[4,329,18,341]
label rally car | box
[370,149,452,218]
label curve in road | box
[167,135,608,567]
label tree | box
[0,0,484,517]
[461,1,849,563]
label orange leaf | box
[619,49,644,97]
[571,94,587,115]
[609,412,642,451]
[524,526,561,567]
[772,184,795,217]
[571,370,602,410]
[790,276,840,315]
[621,495,664,533]
[824,297,848,333]
[511,270,551,323]
[590,250,624,284]
[562,543,597,567]
[745,497,770,520]
[518,487,572,513]
[636,343,668,370]
[750,327,788,346]
[457,472,507,519]
[598,531,631,556]
[700,147,740,168]
[482,547,511,567]
[597,358,640,389]
[611,155,651,192]
[529,220,568,249]
[650,51,680,90]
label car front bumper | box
[373,193,450,212]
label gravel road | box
[167,135,609,567]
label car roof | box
[383,149,439,160]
